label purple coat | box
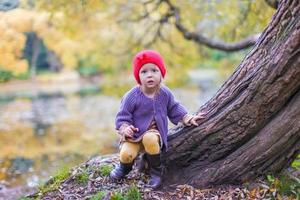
[115,85,188,148]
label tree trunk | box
[30,33,40,78]
[24,32,41,78]
[163,0,300,188]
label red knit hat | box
[132,50,166,84]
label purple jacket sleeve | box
[115,91,135,130]
[167,89,188,125]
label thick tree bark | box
[163,0,300,188]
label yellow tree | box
[1,0,274,86]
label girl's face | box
[139,63,162,90]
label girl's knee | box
[119,142,140,163]
[142,132,160,154]
[120,150,136,163]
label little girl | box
[110,50,204,189]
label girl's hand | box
[120,124,139,138]
[183,112,206,126]
[189,115,204,126]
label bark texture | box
[163,0,300,188]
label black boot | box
[109,162,133,180]
[136,153,150,175]
[146,153,162,189]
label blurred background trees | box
[0,0,275,87]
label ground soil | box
[27,155,298,200]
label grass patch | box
[109,186,141,200]
[75,168,90,185]
[124,185,141,200]
[90,191,105,200]
[110,191,124,200]
[39,165,70,194]
[291,154,300,168]
[267,174,300,199]
[99,165,113,176]
[90,164,113,177]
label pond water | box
[0,72,223,199]
[0,92,124,198]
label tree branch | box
[163,0,260,52]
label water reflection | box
[8,157,34,175]
[0,92,120,193]
[31,93,66,136]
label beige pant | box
[120,130,161,163]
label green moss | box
[110,186,141,200]
[75,169,89,185]
[99,165,113,176]
[89,191,105,200]
[291,154,300,168]
[88,186,140,200]
[124,185,141,200]
[39,165,71,194]
[110,191,125,200]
